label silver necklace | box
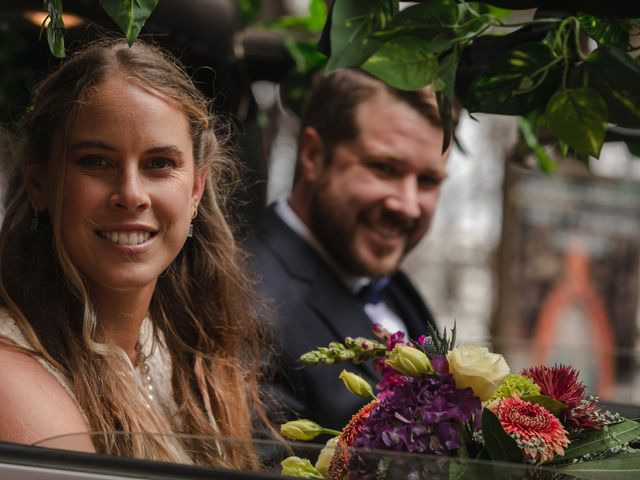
[135,341,155,408]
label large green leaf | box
[558,452,640,477]
[557,420,640,463]
[362,36,438,90]
[481,409,524,464]
[578,15,630,48]
[584,46,640,128]
[546,88,607,158]
[372,0,459,54]
[98,0,159,46]
[326,0,398,72]
[466,42,562,116]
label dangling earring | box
[30,203,38,232]
[188,204,198,238]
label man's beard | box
[308,181,418,278]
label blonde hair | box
[0,38,271,469]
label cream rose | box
[446,345,510,401]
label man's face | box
[308,93,449,277]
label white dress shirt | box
[275,198,408,337]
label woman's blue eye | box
[78,155,108,168]
[147,158,174,169]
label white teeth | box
[101,231,151,246]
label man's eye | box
[370,163,395,175]
[418,175,441,188]
[147,158,175,169]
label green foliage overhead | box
[37,1,640,164]
[324,0,640,161]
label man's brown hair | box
[299,68,447,163]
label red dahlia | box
[522,364,603,430]
[494,397,569,463]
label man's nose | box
[384,176,421,219]
[109,166,150,211]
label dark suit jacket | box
[248,205,436,431]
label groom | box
[250,68,453,430]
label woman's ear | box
[191,168,206,208]
[24,164,48,211]
[298,127,326,184]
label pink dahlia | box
[494,397,569,463]
[522,364,603,430]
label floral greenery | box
[280,326,640,479]
[38,1,640,163]
[324,0,640,163]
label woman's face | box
[32,77,205,303]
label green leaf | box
[466,42,562,116]
[558,420,640,463]
[283,39,327,73]
[546,87,607,158]
[327,0,398,72]
[521,395,566,416]
[481,409,523,464]
[237,0,261,27]
[44,0,65,58]
[362,36,438,90]
[578,15,630,48]
[558,452,640,477]
[98,0,159,46]
[516,117,557,174]
[627,141,640,158]
[46,17,65,59]
[435,49,459,153]
[436,90,453,153]
[372,0,459,53]
[584,46,640,128]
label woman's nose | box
[109,167,150,211]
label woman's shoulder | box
[0,306,92,448]
[0,333,91,448]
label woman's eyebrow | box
[68,140,116,151]
[68,141,184,158]
[146,145,185,157]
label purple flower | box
[353,372,481,456]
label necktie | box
[357,277,391,305]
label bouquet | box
[279,324,640,479]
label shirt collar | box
[275,197,370,294]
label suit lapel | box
[259,206,379,378]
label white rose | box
[446,345,510,401]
